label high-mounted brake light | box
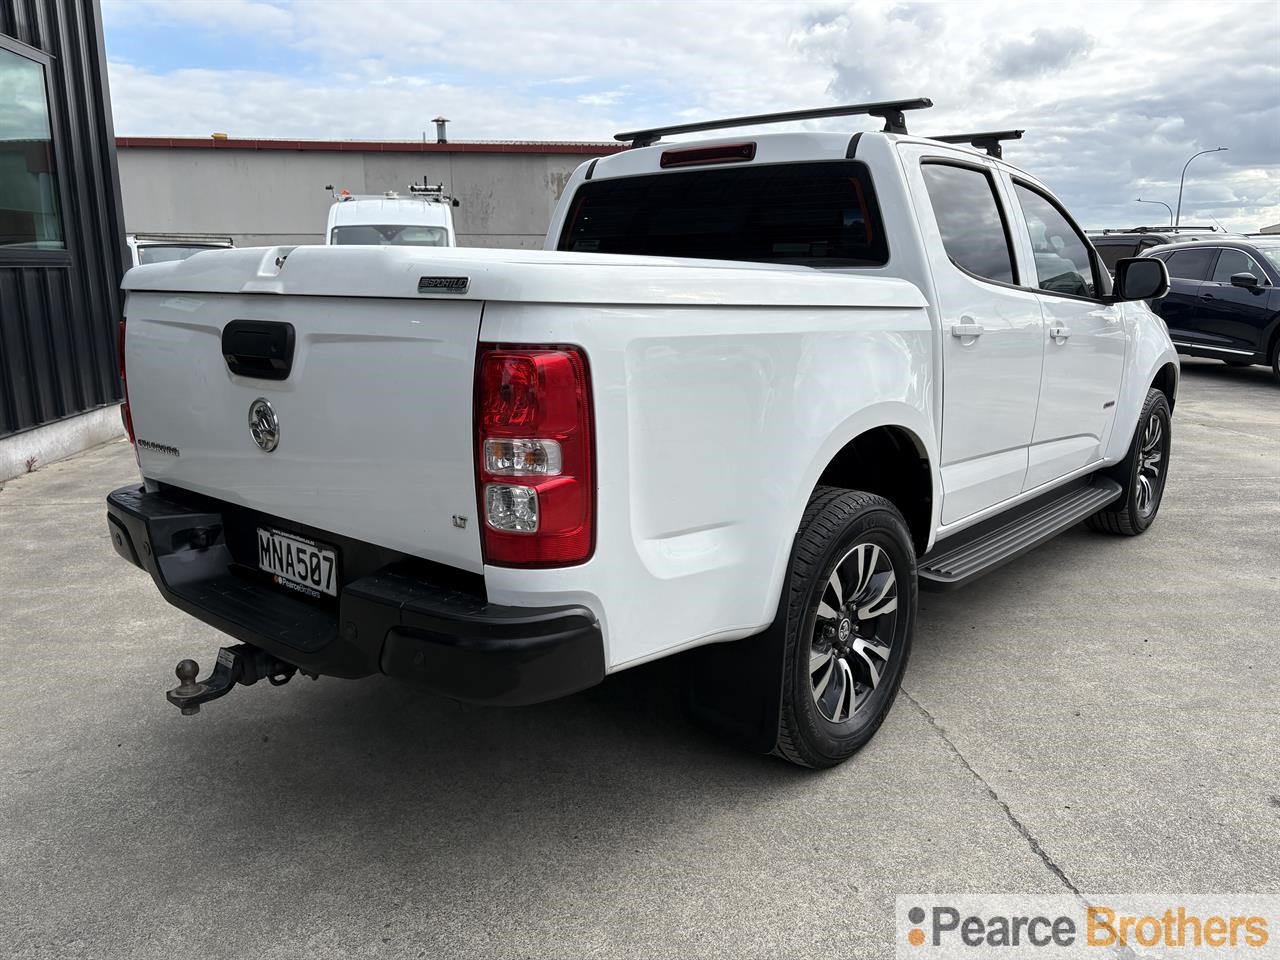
[475,345,594,567]
[118,317,135,444]
[659,142,756,168]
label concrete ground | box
[1,357,1277,959]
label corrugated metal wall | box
[0,0,126,438]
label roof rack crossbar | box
[615,98,934,148]
[931,129,1024,159]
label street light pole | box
[1175,147,1228,227]
[1135,198,1173,227]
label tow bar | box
[166,644,299,715]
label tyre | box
[1086,388,1172,536]
[1272,339,1280,385]
[774,487,917,769]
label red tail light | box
[475,344,594,567]
[118,318,134,444]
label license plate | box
[257,527,338,598]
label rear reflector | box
[118,318,135,444]
[475,345,594,567]
[660,142,756,168]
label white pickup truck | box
[106,99,1177,768]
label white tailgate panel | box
[126,292,484,572]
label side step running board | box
[920,478,1122,590]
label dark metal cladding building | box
[0,0,126,444]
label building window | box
[0,45,64,250]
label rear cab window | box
[557,161,888,268]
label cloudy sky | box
[102,0,1279,231]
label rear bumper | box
[106,485,605,705]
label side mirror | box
[1114,257,1169,301]
[452,198,461,207]
[1230,272,1259,289]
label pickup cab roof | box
[583,128,1044,189]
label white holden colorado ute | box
[107,99,1177,768]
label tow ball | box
[166,644,299,715]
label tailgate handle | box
[222,320,295,381]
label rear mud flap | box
[683,616,785,755]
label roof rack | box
[324,177,456,206]
[931,129,1023,159]
[1089,225,1221,235]
[615,98,933,148]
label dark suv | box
[1087,226,1227,276]
[1142,237,1280,381]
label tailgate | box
[124,290,484,573]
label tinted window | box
[559,161,887,267]
[920,163,1015,284]
[1013,183,1096,298]
[1093,240,1138,273]
[330,225,449,247]
[1211,248,1268,284]
[0,46,64,249]
[1164,247,1216,280]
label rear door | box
[1196,247,1276,356]
[125,290,486,572]
[1006,179,1126,489]
[1152,246,1217,342]
[903,150,1045,523]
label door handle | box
[1049,326,1071,341]
[1200,293,1217,300]
[951,321,984,338]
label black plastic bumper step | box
[920,478,1122,590]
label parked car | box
[106,99,1177,769]
[324,181,459,247]
[1142,237,1280,381]
[1087,226,1229,277]
[126,234,233,267]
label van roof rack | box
[615,98,934,148]
[931,129,1023,159]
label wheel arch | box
[1151,360,1179,409]
[813,422,935,556]
[1262,311,1280,366]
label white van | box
[324,183,458,247]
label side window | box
[1012,183,1098,298]
[1094,240,1137,273]
[0,44,64,249]
[1164,247,1216,281]
[920,163,1016,284]
[1210,248,1268,285]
